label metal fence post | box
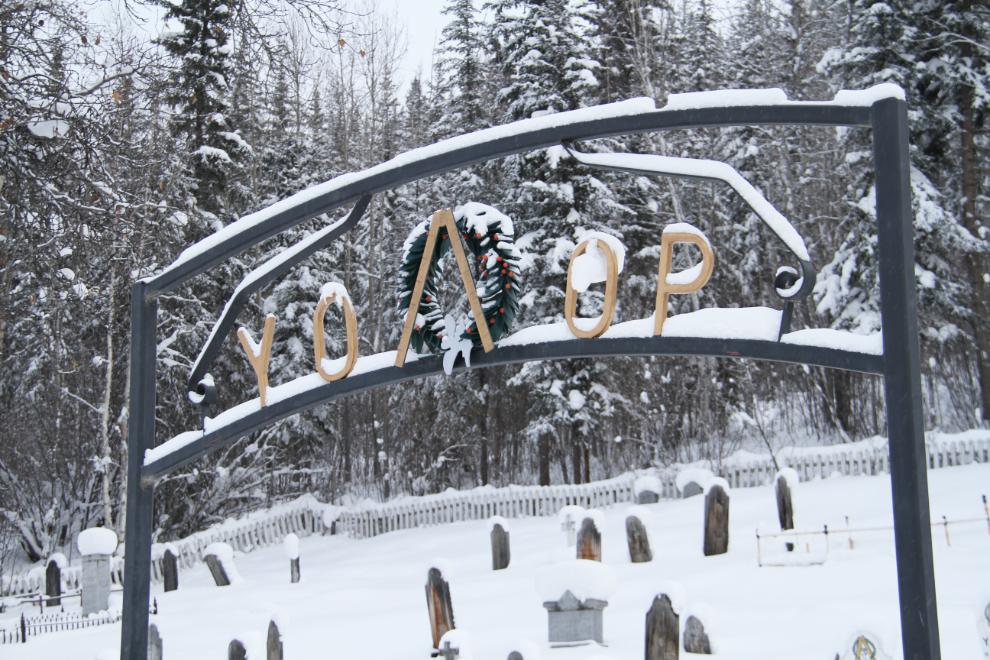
[120,281,158,660]
[872,97,941,660]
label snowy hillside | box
[4,463,989,660]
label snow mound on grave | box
[536,559,617,603]
[78,528,118,556]
[487,515,510,533]
[48,552,68,569]
[633,475,662,497]
[428,557,454,581]
[204,542,244,583]
[675,468,714,493]
[439,629,475,660]
[704,477,731,495]
[775,467,800,491]
[682,602,721,653]
[94,648,119,660]
[283,533,299,560]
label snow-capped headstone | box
[683,615,712,654]
[489,516,510,571]
[204,542,240,587]
[703,480,730,556]
[163,547,179,592]
[284,533,300,583]
[537,560,615,645]
[625,514,652,563]
[576,512,603,562]
[775,469,797,552]
[559,506,585,547]
[46,554,64,606]
[634,475,662,504]
[267,619,283,660]
[425,562,456,649]
[148,623,163,660]
[78,528,116,615]
[228,638,247,660]
[676,468,714,499]
[645,594,678,660]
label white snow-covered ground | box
[4,463,989,659]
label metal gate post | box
[120,280,158,660]
[872,97,941,660]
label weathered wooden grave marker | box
[703,483,729,556]
[228,638,247,660]
[645,594,678,660]
[683,615,712,654]
[508,653,523,660]
[163,548,179,592]
[284,533,300,583]
[576,515,602,562]
[148,623,163,660]
[775,470,795,551]
[46,555,62,606]
[626,514,652,563]
[425,565,456,648]
[267,619,283,660]
[490,517,511,570]
[204,542,236,587]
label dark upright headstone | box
[508,653,524,660]
[425,567,455,648]
[228,639,247,660]
[645,594,678,660]
[775,474,794,551]
[163,549,179,592]
[290,557,300,583]
[267,620,283,660]
[205,554,231,587]
[703,485,729,556]
[683,615,712,654]
[491,523,511,570]
[626,515,652,563]
[576,517,602,562]
[148,623,163,660]
[45,559,61,606]
[638,490,660,504]
[682,482,704,499]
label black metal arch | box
[121,95,941,660]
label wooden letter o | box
[565,239,619,339]
[314,294,358,381]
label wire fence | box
[0,610,121,644]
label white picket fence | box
[3,432,987,598]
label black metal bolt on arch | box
[120,97,940,659]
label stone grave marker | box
[267,619,283,660]
[78,528,116,616]
[46,555,62,606]
[543,590,608,645]
[559,506,585,547]
[163,548,179,592]
[645,594,678,660]
[508,653,524,660]
[576,515,602,562]
[625,515,652,563]
[490,517,511,570]
[683,615,711,654]
[148,623,163,660]
[204,542,238,587]
[775,470,795,551]
[682,482,704,499]
[438,639,459,660]
[205,554,230,586]
[228,639,247,660]
[285,533,300,583]
[635,475,662,504]
[425,565,456,648]
[703,483,729,556]
[506,639,540,660]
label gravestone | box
[626,515,652,563]
[205,554,231,587]
[703,485,729,556]
[508,653,524,660]
[267,620,283,660]
[79,528,116,616]
[635,475,662,504]
[148,623,163,660]
[979,601,990,659]
[163,548,179,592]
[638,490,660,504]
[681,482,704,499]
[683,615,712,654]
[425,566,455,648]
[45,557,61,606]
[229,639,247,660]
[645,594,678,660]
[576,517,602,562]
[542,590,608,644]
[775,473,794,552]
[438,639,459,660]
[491,523,511,570]
[285,533,300,584]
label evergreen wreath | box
[396,203,521,353]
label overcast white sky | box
[392,0,449,92]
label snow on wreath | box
[395,203,521,370]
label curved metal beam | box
[145,104,871,296]
[142,336,882,482]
